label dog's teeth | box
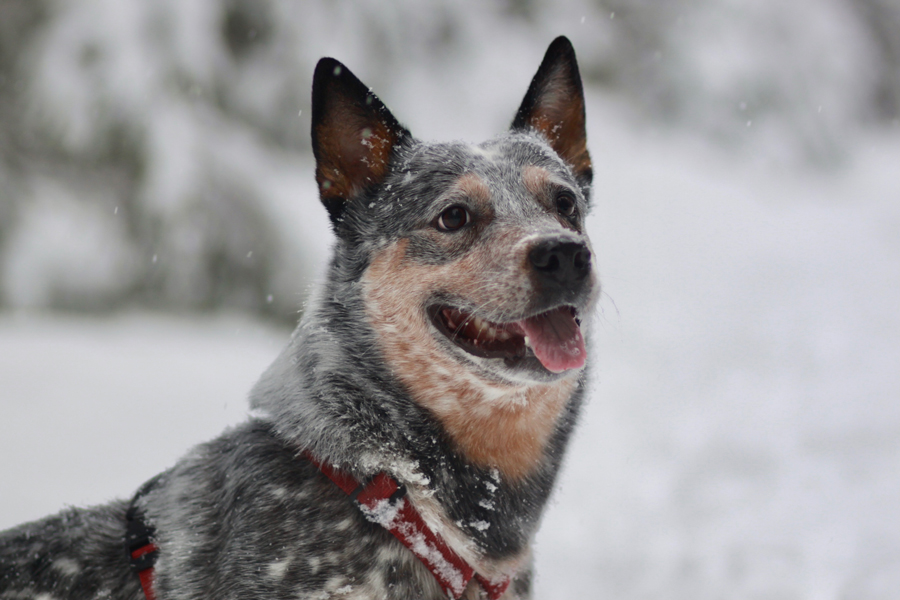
[523,335,531,348]
[440,308,521,346]
[442,308,459,329]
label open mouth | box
[428,304,586,374]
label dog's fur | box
[0,37,597,600]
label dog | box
[0,36,597,600]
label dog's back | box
[1,37,597,600]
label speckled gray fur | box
[1,37,594,600]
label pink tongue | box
[517,308,586,373]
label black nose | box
[529,239,592,290]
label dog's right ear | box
[311,58,410,224]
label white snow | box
[470,520,491,532]
[530,100,900,599]
[0,312,286,520]
[266,558,290,580]
[359,498,403,531]
[388,500,468,598]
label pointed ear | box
[511,36,592,186]
[311,58,410,224]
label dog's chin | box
[426,304,585,384]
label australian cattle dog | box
[0,36,599,599]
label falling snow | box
[1,2,899,599]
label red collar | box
[306,452,512,600]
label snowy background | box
[1,1,899,598]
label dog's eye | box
[555,191,577,218]
[436,206,470,231]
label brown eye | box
[556,191,577,218]
[436,206,470,231]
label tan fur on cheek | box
[363,239,578,481]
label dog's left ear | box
[512,36,592,187]
[311,58,410,224]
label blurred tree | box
[0,0,898,318]
[852,0,900,122]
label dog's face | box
[362,138,596,387]
[310,38,597,477]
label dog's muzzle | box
[528,237,592,304]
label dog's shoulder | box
[143,421,446,598]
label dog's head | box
[306,37,598,476]
[312,36,596,379]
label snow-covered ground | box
[2,94,900,600]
